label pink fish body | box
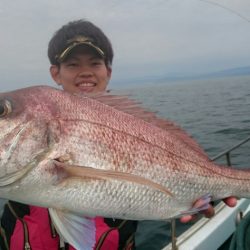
[0,86,249,249]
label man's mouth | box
[77,82,96,87]
[76,82,97,93]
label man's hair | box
[48,19,114,67]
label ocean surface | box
[127,75,250,249]
[1,75,250,249]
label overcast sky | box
[0,0,250,91]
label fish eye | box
[0,99,12,117]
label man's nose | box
[78,67,93,77]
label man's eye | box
[92,61,102,66]
[65,61,78,67]
[68,63,77,66]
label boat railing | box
[170,135,250,250]
[211,136,250,164]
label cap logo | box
[56,35,105,63]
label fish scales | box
[40,86,210,165]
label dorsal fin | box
[84,92,209,160]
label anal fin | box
[49,208,95,250]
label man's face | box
[50,47,112,94]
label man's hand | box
[180,196,237,223]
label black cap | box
[55,35,105,63]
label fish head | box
[0,86,61,185]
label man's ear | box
[107,66,112,80]
[50,65,61,85]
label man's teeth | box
[78,83,95,87]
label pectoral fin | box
[54,161,173,197]
[49,208,95,250]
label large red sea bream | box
[0,86,249,249]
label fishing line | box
[198,0,250,23]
